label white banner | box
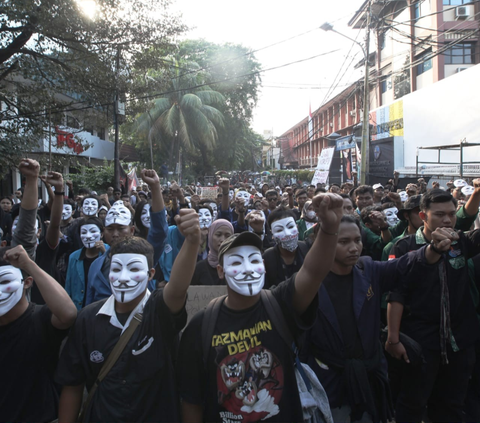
[311,147,335,185]
[316,147,335,171]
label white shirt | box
[97,290,150,334]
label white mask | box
[208,203,218,220]
[384,207,399,227]
[62,204,73,220]
[109,254,150,303]
[106,202,131,227]
[235,191,250,207]
[223,246,265,297]
[141,204,151,228]
[306,210,317,221]
[80,224,102,249]
[198,208,213,229]
[82,198,98,216]
[0,265,24,316]
[229,190,234,201]
[271,217,299,252]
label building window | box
[416,51,433,75]
[444,42,475,64]
[443,0,469,4]
[381,79,392,93]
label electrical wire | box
[1,47,341,121]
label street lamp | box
[321,6,372,185]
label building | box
[349,0,479,109]
[278,0,479,184]
[0,88,139,198]
[277,83,363,185]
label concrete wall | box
[370,64,480,174]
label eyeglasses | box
[267,197,278,202]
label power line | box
[2,47,341,121]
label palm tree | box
[134,62,225,172]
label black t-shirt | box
[0,304,68,422]
[190,259,225,286]
[55,289,187,422]
[177,276,318,423]
[263,242,309,288]
[82,254,96,307]
[323,271,364,359]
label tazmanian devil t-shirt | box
[177,275,317,423]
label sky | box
[171,0,367,137]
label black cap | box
[398,194,422,220]
[218,232,263,264]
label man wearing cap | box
[177,193,344,423]
[372,183,384,206]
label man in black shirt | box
[56,209,200,422]
[177,193,344,423]
[263,206,309,288]
[386,189,480,422]
[0,243,77,422]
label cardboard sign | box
[311,170,329,186]
[200,187,218,200]
[186,285,227,322]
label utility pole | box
[114,47,120,191]
[360,1,372,185]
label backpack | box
[202,290,333,423]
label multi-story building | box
[350,0,479,108]
[278,0,479,183]
[278,83,363,185]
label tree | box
[133,61,225,173]
[177,40,262,170]
[0,0,185,175]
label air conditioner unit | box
[456,6,470,18]
[329,123,333,127]
[456,67,467,73]
[349,110,356,117]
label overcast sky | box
[171,0,366,136]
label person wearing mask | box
[190,219,234,286]
[56,210,200,423]
[177,193,344,423]
[65,217,108,310]
[296,200,317,241]
[263,207,310,288]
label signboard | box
[370,100,404,141]
[335,136,356,151]
[311,147,334,185]
[55,126,84,154]
[369,139,395,178]
[200,187,218,200]
[186,285,227,322]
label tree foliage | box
[132,61,225,171]
[124,39,264,174]
[0,0,185,175]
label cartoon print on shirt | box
[214,321,282,422]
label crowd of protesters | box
[2,157,480,423]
